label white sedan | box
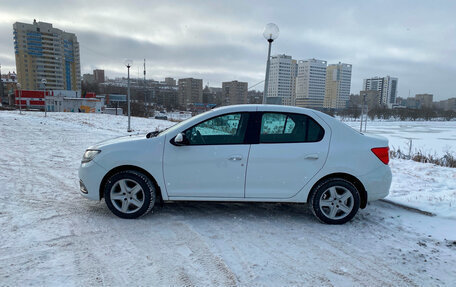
[78,105,392,224]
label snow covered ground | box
[1,111,456,286]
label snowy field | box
[1,111,456,286]
[342,119,456,157]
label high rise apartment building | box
[362,76,398,106]
[177,78,203,108]
[222,80,248,105]
[295,59,327,109]
[13,20,81,91]
[93,69,105,83]
[324,63,352,109]
[265,54,297,106]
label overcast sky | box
[1,0,455,100]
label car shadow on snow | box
[85,200,378,229]
[134,201,374,225]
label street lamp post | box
[125,59,133,132]
[17,83,22,115]
[42,79,47,117]
[262,23,279,104]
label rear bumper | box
[78,160,107,201]
[359,165,392,202]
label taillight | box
[371,147,389,164]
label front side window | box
[260,113,324,143]
[184,113,249,145]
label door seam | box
[243,144,252,198]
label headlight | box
[81,149,101,163]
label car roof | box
[212,104,315,114]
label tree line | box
[334,107,456,121]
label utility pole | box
[144,59,147,117]
[42,79,47,117]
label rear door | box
[245,111,330,198]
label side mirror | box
[173,132,187,146]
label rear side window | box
[260,113,324,143]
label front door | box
[163,113,250,198]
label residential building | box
[265,54,297,105]
[13,20,81,91]
[362,76,398,106]
[164,77,176,86]
[177,78,203,108]
[324,63,352,109]
[404,97,421,109]
[295,58,327,109]
[1,72,18,105]
[93,69,105,83]
[222,81,248,106]
[435,98,456,111]
[415,93,433,108]
[82,73,95,84]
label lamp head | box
[263,23,279,42]
[124,59,133,68]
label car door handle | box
[304,154,319,160]
[228,155,243,161]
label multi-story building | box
[82,73,95,84]
[222,81,248,106]
[164,77,177,86]
[93,69,105,83]
[362,76,398,106]
[324,62,352,109]
[265,54,296,105]
[435,98,456,111]
[13,20,81,91]
[415,93,433,108]
[177,78,203,108]
[295,58,327,109]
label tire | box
[104,170,156,219]
[309,178,360,224]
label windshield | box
[158,110,214,136]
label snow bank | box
[388,158,456,218]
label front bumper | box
[78,160,107,201]
[359,165,392,202]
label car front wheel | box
[104,170,156,219]
[310,178,360,224]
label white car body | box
[79,105,392,222]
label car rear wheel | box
[104,170,156,219]
[310,178,360,224]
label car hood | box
[89,134,148,150]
